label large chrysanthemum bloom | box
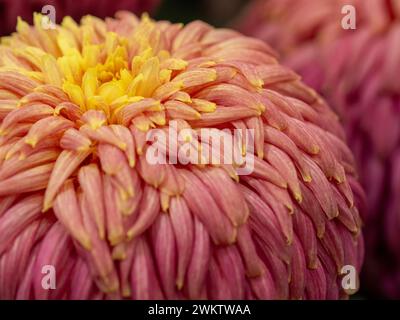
[0,0,160,36]
[0,12,364,300]
[236,0,400,298]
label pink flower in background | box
[0,0,160,35]
[235,0,398,55]
[235,0,400,298]
[0,12,364,300]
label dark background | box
[155,0,247,27]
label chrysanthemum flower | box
[235,0,400,298]
[0,12,364,300]
[0,0,160,36]
[235,0,397,55]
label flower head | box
[235,0,397,54]
[0,12,364,299]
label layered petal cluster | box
[0,0,160,36]
[0,12,364,299]
[236,0,400,297]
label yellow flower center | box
[12,13,188,124]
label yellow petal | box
[63,82,85,109]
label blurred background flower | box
[234,0,398,55]
[234,0,400,298]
